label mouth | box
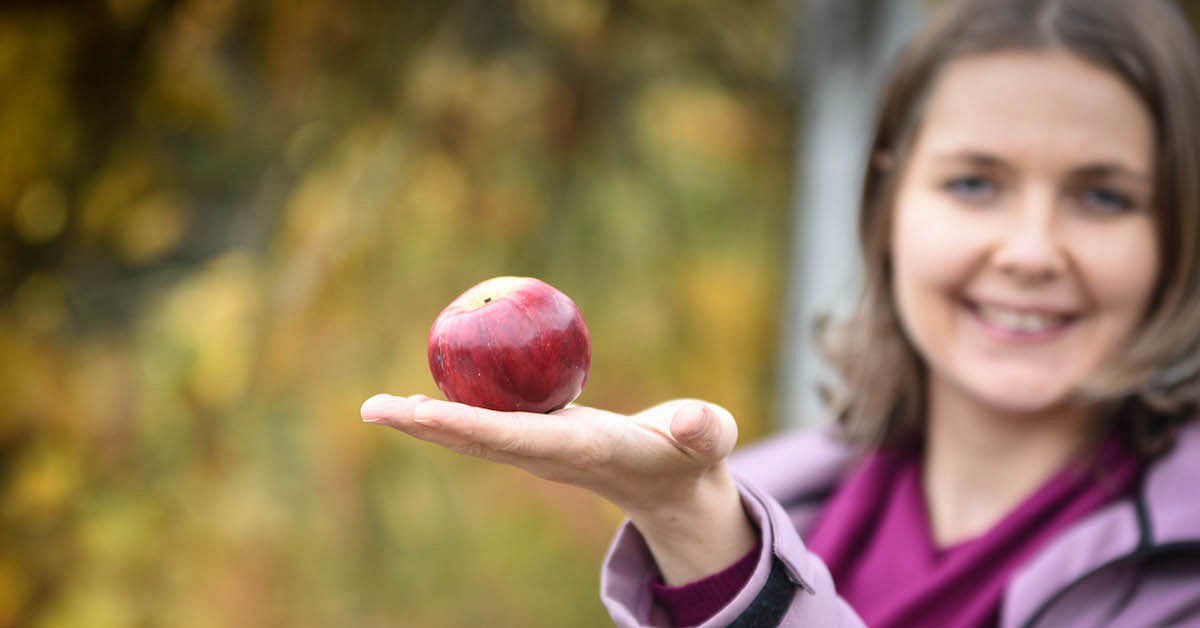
[962,300,1080,341]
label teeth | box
[977,305,1065,333]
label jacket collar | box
[1002,420,1200,627]
[1139,420,1200,545]
[732,420,1200,628]
[734,420,1200,544]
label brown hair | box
[821,0,1200,457]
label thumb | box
[668,402,737,462]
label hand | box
[359,395,736,512]
[360,394,757,584]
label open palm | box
[360,394,739,514]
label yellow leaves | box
[397,150,544,245]
[141,0,239,132]
[375,461,444,543]
[207,475,288,548]
[80,154,187,264]
[0,2,802,626]
[0,555,28,627]
[472,179,541,241]
[676,254,779,438]
[148,252,261,408]
[68,341,136,454]
[284,119,332,171]
[518,0,610,48]
[405,46,554,157]
[682,256,773,344]
[11,271,67,337]
[0,328,44,437]
[3,442,80,524]
[81,156,155,240]
[77,495,160,568]
[113,191,187,264]
[404,151,469,223]
[637,82,761,163]
[13,180,68,244]
[143,64,236,134]
[37,582,136,628]
[0,17,73,206]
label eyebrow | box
[1070,163,1152,183]
[933,150,1151,182]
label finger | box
[361,393,417,423]
[361,394,505,460]
[361,393,460,442]
[412,399,606,463]
[667,402,738,462]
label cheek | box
[891,197,990,300]
[1072,219,1159,318]
[889,200,989,364]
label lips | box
[963,300,1079,337]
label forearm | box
[625,463,758,586]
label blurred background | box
[3,1,1198,627]
[0,1,795,626]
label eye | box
[943,175,996,202]
[1081,186,1135,213]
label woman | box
[361,0,1200,625]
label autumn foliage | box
[0,1,801,626]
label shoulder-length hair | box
[821,0,1200,457]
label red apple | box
[427,276,591,413]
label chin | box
[979,389,1075,417]
[981,395,1065,416]
[966,379,1077,416]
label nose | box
[991,190,1068,283]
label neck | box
[922,382,1094,547]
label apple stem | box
[483,298,492,303]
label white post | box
[780,0,924,429]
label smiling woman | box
[892,49,1159,419]
[826,0,1200,460]
[362,0,1200,626]
[890,48,1161,546]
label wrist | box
[626,463,735,527]
[626,464,759,585]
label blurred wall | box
[0,1,798,626]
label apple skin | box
[427,276,591,413]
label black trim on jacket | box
[727,558,799,627]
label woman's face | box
[890,50,1159,417]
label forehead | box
[914,50,1154,171]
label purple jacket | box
[601,422,1200,627]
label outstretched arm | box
[360,394,755,584]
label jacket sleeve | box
[600,473,865,627]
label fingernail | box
[682,405,714,450]
[360,394,398,423]
[361,394,390,412]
